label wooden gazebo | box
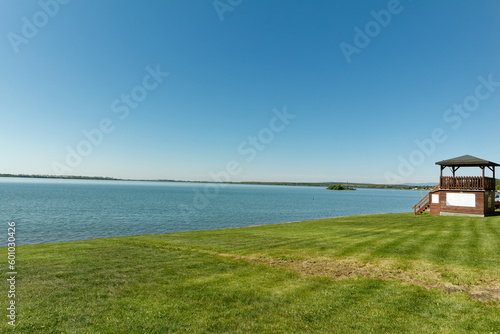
[414,155,499,216]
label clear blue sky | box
[1,0,499,183]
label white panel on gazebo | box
[446,193,475,207]
[432,194,439,204]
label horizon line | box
[0,173,438,187]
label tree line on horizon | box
[2,173,495,191]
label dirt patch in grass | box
[259,258,500,304]
[129,242,500,304]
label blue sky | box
[1,0,499,183]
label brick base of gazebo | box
[429,189,496,217]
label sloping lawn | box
[1,213,499,333]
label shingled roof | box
[435,155,500,167]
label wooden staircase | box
[413,184,440,215]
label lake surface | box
[0,178,423,246]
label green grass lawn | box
[1,213,499,333]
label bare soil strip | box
[133,242,500,303]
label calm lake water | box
[0,178,423,246]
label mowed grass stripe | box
[434,216,466,264]
[123,213,499,272]
[397,228,440,258]
[330,225,398,257]
[421,220,452,258]
[465,218,481,267]
[420,215,453,261]
[368,228,418,258]
[483,218,500,265]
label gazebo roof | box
[435,155,500,167]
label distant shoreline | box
[0,174,436,190]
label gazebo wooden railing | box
[440,176,496,191]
